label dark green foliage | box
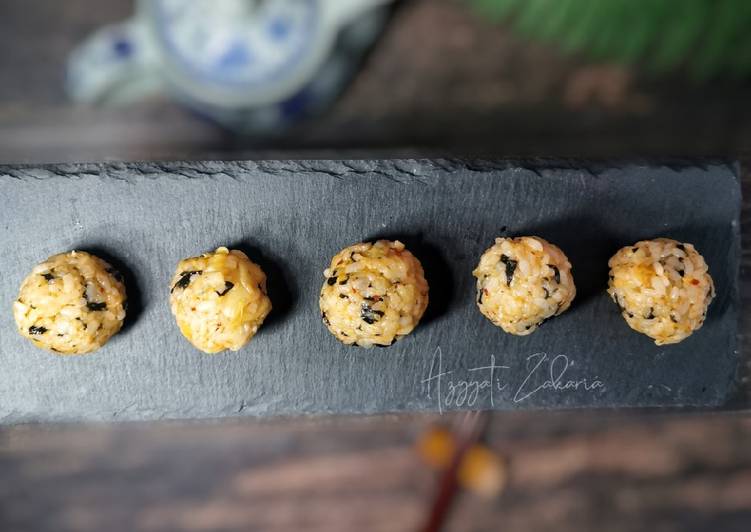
[470,0,751,78]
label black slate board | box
[0,160,741,423]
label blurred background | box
[2,0,751,162]
[1,1,751,530]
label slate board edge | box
[724,159,743,407]
[0,158,742,422]
[0,157,739,184]
[0,402,741,426]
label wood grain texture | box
[0,160,741,422]
[1,412,750,532]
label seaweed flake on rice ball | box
[13,251,127,354]
[319,240,429,348]
[608,238,714,345]
[169,247,272,353]
[473,236,575,335]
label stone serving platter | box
[0,159,741,423]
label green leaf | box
[588,0,635,61]
[692,0,746,79]
[611,0,661,63]
[470,0,521,21]
[532,0,575,40]
[516,0,555,36]
[471,0,751,77]
[558,1,605,53]
[725,0,751,75]
[650,0,707,72]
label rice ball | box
[169,247,272,353]
[319,240,429,347]
[13,251,127,354]
[473,236,576,335]
[607,238,714,345]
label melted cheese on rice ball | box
[13,251,127,354]
[319,240,429,347]
[169,247,272,353]
[473,236,576,335]
[608,238,714,345]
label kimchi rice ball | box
[319,240,429,348]
[473,236,576,335]
[608,238,714,345]
[13,251,127,354]
[169,247,272,353]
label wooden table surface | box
[1,1,750,531]
[1,412,750,532]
